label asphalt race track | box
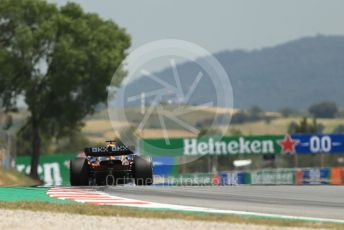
[101,186,344,220]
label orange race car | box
[70,140,153,186]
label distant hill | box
[124,35,344,111]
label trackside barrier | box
[172,173,214,185]
[152,156,179,177]
[220,172,250,185]
[295,169,304,185]
[15,153,344,185]
[153,173,216,186]
[165,167,344,185]
[330,167,344,185]
[300,168,330,185]
[250,169,295,185]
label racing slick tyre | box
[134,155,153,185]
[70,158,89,186]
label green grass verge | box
[0,187,73,203]
[0,201,342,229]
[0,168,41,186]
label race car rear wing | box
[84,146,135,157]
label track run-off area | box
[0,186,343,224]
[44,185,344,224]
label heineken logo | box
[141,134,344,156]
[183,137,275,155]
[278,135,299,154]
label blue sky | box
[51,0,344,53]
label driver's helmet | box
[107,143,116,160]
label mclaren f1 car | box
[70,140,153,186]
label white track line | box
[47,187,344,224]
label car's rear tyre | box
[134,155,153,185]
[70,158,89,186]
